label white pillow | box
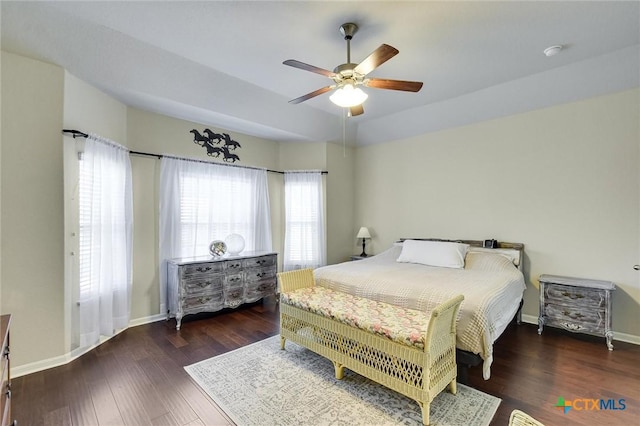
[397,240,469,269]
[466,246,521,266]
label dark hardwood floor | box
[12,300,640,425]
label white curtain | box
[159,157,272,313]
[283,171,326,271]
[78,135,133,348]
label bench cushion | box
[281,286,430,349]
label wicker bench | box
[278,268,464,426]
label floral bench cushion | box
[280,286,430,349]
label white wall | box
[355,89,640,339]
[1,52,66,365]
[326,142,356,264]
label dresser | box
[538,274,615,350]
[167,252,277,330]
[1,314,12,426]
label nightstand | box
[350,255,371,261]
[538,274,615,350]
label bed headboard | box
[398,238,525,271]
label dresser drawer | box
[544,284,606,308]
[244,267,276,283]
[544,303,606,333]
[224,287,246,307]
[0,356,7,426]
[224,273,243,288]
[181,261,224,277]
[225,259,244,271]
[183,293,224,311]
[182,275,224,295]
[246,280,276,300]
[243,255,276,269]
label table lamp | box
[356,227,371,257]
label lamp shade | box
[330,84,368,108]
[356,227,371,239]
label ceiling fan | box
[283,23,423,117]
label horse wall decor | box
[190,128,242,162]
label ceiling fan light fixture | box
[329,83,368,107]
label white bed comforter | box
[313,246,526,379]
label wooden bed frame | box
[399,238,526,383]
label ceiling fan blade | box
[288,86,334,104]
[366,78,423,92]
[283,60,337,78]
[349,104,364,117]
[353,44,399,76]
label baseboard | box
[521,314,640,345]
[129,313,168,327]
[11,313,167,378]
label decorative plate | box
[209,240,227,257]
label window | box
[77,136,133,348]
[178,173,253,256]
[284,172,326,270]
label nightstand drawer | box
[544,284,606,308]
[544,303,606,333]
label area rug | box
[185,336,500,426]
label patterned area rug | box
[185,336,500,426]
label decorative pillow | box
[396,240,469,269]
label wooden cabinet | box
[538,274,615,350]
[0,315,12,426]
[167,252,277,330]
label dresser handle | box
[198,297,212,304]
[230,264,240,269]
[256,272,266,278]
[196,266,212,272]
[562,311,584,320]
[257,260,266,265]
[561,291,584,299]
[197,282,211,288]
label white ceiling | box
[2,1,639,146]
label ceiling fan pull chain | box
[343,110,347,157]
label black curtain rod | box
[62,129,328,175]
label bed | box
[313,238,526,380]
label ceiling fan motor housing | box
[339,23,358,40]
